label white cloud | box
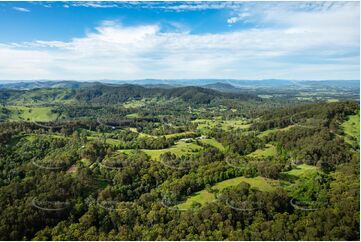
[13,7,30,12]
[64,1,244,11]
[227,12,251,24]
[0,3,359,80]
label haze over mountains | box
[0,79,359,90]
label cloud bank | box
[0,2,359,80]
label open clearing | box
[119,141,202,160]
[193,118,250,133]
[177,176,278,209]
[248,144,276,158]
[8,106,59,122]
[199,138,225,151]
[257,125,295,138]
[122,99,146,108]
[341,113,360,144]
[283,164,318,178]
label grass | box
[248,144,276,158]
[213,176,277,192]
[193,118,250,133]
[87,136,122,146]
[220,120,250,130]
[164,131,196,139]
[79,158,92,167]
[341,113,360,145]
[177,190,214,209]
[122,99,146,108]
[25,134,66,141]
[257,125,295,138]
[126,113,140,118]
[119,141,202,160]
[280,164,320,192]
[192,119,215,132]
[177,176,278,210]
[8,88,75,106]
[129,129,196,140]
[283,164,318,178]
[8,106,60,122]
[199,138,225,151]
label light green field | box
[126,113,140,118]
[283,164,318,178]
[221,120,250,130]
[9,88,74,105]
[122,99,146,108]
[25,134,66,141]
[248,144,276,158]
[258,125,295,138]
[87,136,122,146]
[129,128,195,140]
[192,119,211,123]
[327,99,339,103]
[199,138,225,151]
[213,176,277,192]
[177,190,214,209]
[164,131,196,139]
[132,130,155,138]
[341,113,360,144]
[192,119,215,132]
[79,158,92,167]
[119,141,202,160]
[193,118,250,133]
[129,127,138,133]
[177,176,278,209]
[8,106,59,122]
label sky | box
[0,1,359,81]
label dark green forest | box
[0,84,359,240]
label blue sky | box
[0,1,359,80]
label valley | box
[0,82,359,240]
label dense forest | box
[0,83,359,240]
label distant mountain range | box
[0,83,257,105]
[0,79,359,90]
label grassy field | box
[8,106,60,122]
[192,119,215,132]
[178,165,319,210]
[199,138,225,151]
[257,125,295,138]
[128,128,195,140]
[193,118,250,133]
[122,99,146,108]
[126,113,140,118]
[8,88,75,106]
[283,164,318,178]
[341,113,360,144]
[220,120,250,130]
[176,190,215,210]
[248,144,277,158]
[25,134,66,142]
[164,131,196,139]
[119,141,202,160]
[177,176,278,209]
[87,136,122,146]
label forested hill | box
[74,84,257,104]
[0,84,257,105]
